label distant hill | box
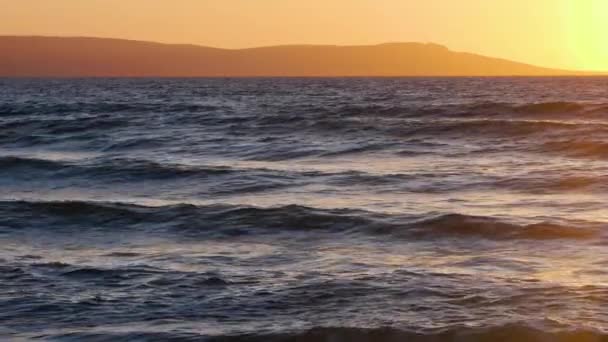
[0,36,584,77]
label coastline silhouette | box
[0,36,584,77]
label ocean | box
[1,77,607,341]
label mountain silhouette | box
[0,36,583,77]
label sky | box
[1,0,607,71]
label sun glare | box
[561,0,608,71]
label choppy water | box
[1,78,608,341]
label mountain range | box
[0,36,588,77]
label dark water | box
[1,78,608,341]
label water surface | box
[1,78,607,341]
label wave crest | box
[0,200,599,240]
[409,214,598,240]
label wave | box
[0,155,66,171]
[22,259,233,284]
[0,200,599,240]
[407,214,598,240]
[0,155,291,181]
[390,118,597,139]
[3,155,607,196]
[6,260,233,308]
[294,101,608,120]
[0,116,128,134]
[0,155,234,178]
[243,113,608,143]
[4,100,608,154]
[495,175,607,193]
[212,325,608,342]
[59,266,161,281]
[540,139,608,159]
[338,172,608,194]
[456,101,608,118]
[475,101,584,115]
[0,155,310,196]
[0,117,128,148]
[0,102,224,116]
[300,103,419,119]
[282,101,608,120]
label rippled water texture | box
[1,78,608,341]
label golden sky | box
[1,0,607,71]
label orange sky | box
[1,0,607,71]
